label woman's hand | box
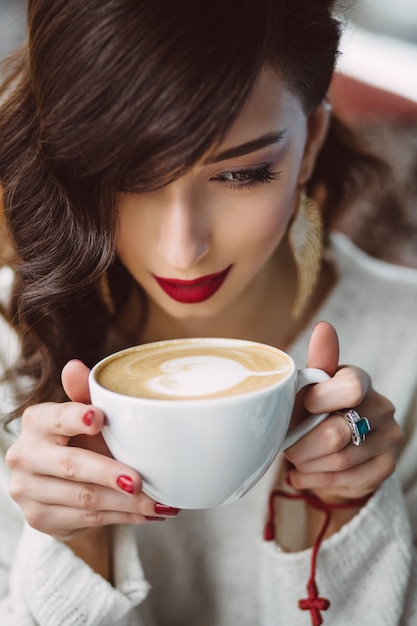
[6,360,178,548]
[284,322,403,504]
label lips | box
[153,266,232,303]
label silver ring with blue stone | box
[342,409,371,446]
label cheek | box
[116,218,148,278]
[230,189,295,254]
[116,198,152,265]
[116,199,135,254]
[116,218,135,261]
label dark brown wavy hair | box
[0,0,383,421]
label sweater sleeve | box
[0,268,153,626]
[0,521,152,626]
[260,475,416,626]
[0,424,153,625]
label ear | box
[297,98,332,186]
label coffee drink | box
[90,338,329,508]
[95,338,291,400]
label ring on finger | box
[339,409,371,446]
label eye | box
[212,166,283,190]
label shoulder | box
[327,231,417,326]
[329,232,417,290]
[0,267,21,423]
[0,265,14,299]
[0,266,19,372]
[322,234,417,421]
[327,232,417,353]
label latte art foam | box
[146,355,287,397]
[96,341,291,400]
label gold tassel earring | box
[288,189,324,319]
[99,271,115,315]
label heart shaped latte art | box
[146,355,285,397]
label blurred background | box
[0,0,26,60]
[343,0,417,44]
[1,1,417,60]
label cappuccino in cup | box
[95,340,291,400]
[89,338,330,508]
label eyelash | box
[212,166,282,190]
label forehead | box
[217,67,304,150]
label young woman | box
[0,2,415,624]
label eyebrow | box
[206,130,288,164]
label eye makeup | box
[212,166,283,190]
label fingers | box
[7,431,181,537]
[284,362,403,501]
[10,474,159,519]
[62,359,91,404]
[17,476,150,512]
[286,452,397,501]
[286,410,401,473]
[8,403,143,494]
[10,438,140,491]
[307,321,339,376]
[6,398,181,539]
[303,365,371,415]
[21,503,167,541]
[20,401,104,440]
[287,386,392,463]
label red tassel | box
[263,520,275,541]
[264,488,373,626]
[299,580,330,626]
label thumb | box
[307,321,339,376]
[61,359,91,403]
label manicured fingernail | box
[154,503,181,516]
[145,516,166,522]
[83,409,94,426]
[116,475,134,494]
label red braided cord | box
[264,489,373,626]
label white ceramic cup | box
[89,338,330,509]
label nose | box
[156,181,210,271]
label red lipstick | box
[153,266,232,303]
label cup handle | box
[280,367,331,451]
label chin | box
[158,296,231,325]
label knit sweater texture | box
[0,232,416,625]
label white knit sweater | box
[1,233,416,625]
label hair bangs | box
[30,0,278,197]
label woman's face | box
[116,68,329,324]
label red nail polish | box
[116,475,134,494]
[154,503,181,516]
[145,516,166,522]
[83,410,94,426]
